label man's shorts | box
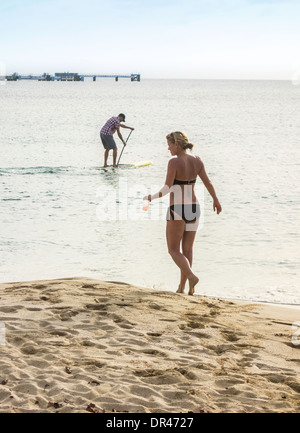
[100,133,117,150]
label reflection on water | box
[0,79,300,305]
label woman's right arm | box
[144,158,177,202]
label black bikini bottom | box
[166,204,200,224]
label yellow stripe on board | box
[132,160,152,167]
[118,161,152,168]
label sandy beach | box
[0,277,299,413]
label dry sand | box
[0,277,299,413]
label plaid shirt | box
[101,117,120,135]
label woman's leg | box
[178,228,198,293]
[166,220,198,294]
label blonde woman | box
[144,132,222,295]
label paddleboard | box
[99,161,152,170]
[119,160,152,168]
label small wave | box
[202,293,300,307]
[0,166,84,176]
[0,166,110,177]
[2,198,22,201]
[0,165,151,178]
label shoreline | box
[1,276,299,309]
[0,277,299,413]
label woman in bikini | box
[144,131,222,295]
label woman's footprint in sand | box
[110,314,134,330]
[85,303,108,311]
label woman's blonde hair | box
[166,131,194,151]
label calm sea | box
[1,79,299,305]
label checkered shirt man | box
[101,117,121,135]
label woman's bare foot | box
[176,285,185,294]
[188,276,199,296]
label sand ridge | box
[0,277,299,413]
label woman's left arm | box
[144,159,176,202]
[199,163,222,214]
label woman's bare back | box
[173,154,203,181]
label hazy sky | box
[1,0,299,79]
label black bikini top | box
[173,178,196,185]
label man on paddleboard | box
[100,114,134,167]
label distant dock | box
[4,72,141,82]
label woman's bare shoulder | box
[190,154,203,165]
[194,154,202,161]
[168,156,178,166]
[192,155,204,172]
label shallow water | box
[1,79,300,304]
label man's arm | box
[117,128,126,145]
[120,124,134,131]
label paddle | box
[117,130,133,167]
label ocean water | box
[1,78,300,305]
